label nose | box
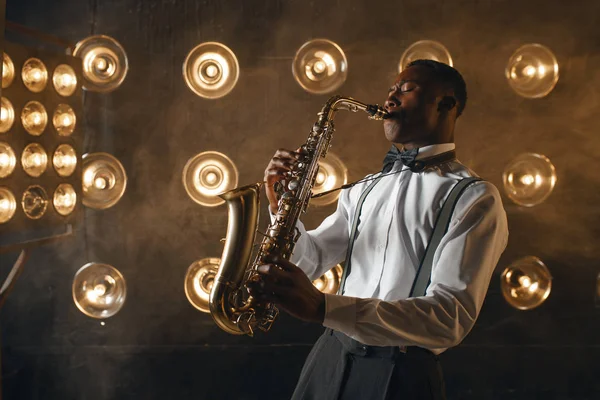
[384,95,400,111]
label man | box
[250,60,509,399]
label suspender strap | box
[337,174,384,295]
[409,177,481,297]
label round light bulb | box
[520,174,535,186]
[61,114,72,127]
[316,171,326,185]
[313,60,327,74]
[95,57,108,72]
[0,198,9,211]
[0,153,8,167]
[205,171,218,185]
[205,64,218,78]
[524,65,536,77]
[31,69,42,82]
[0,107,7,122]
[94,177,108,190]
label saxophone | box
[210,96,388,336]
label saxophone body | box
[210,96,387,336]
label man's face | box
[383,65,446,146]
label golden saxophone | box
[210,96,388,336]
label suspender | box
[338,176,481,297]
[337,174,385,295]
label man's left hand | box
[247,256,326,324]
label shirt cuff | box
[322,293,357,336]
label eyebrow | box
[389,79,419,90]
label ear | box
[437,96,457,112]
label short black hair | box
[406,59,467,117]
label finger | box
[256,264,294,286]
[263,256,298,272]
[275,148,300,160]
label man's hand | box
[247,256,325,324]
[263,149,301,214]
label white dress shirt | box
[289,143,508,354]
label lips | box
[384,109,404,120]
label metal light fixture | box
[52,64,78,97]
[0,97,15,133]
[53,183,77,216]
[0,142,16,178]
[21,185,49,220]
[72,262,127,319]
[503,153,557,207]
[182,151,238,207]
[2,53,15,89]
[183,42,240,99]
[184,257,220,313]
[52,104,76,136]
[82,152,127,210]
[501,256,552,310]
[0,187,17,224]
[21,57,48,93]
[312,264,344,295]
[52,144,77,177]
[21,100,48,136]
[21,143,48,177]
[311,152,347,207]
[398,40,453,72]
[292,39,348,94]
[506,44,559,98]
[73,35,129,93]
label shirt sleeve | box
[271,188,351,281]
[322,181,509,350]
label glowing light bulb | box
[205,171,218,185]
[0,153,9,167]
[316,171,326,185]
[0,199,9,211]
[61,114,72,127]
[59,73,73,86]
[520,174,535,186]
[1,107,7,122]
[31,154,42,167]
[205,64,218,78]
[524,65,536,77]
[94,177,108,190]
[519,275,532,288]
[28,112,42,126]
[31,68,42,82]
[2,63,7,79]
[313,60,326,74]
[537,65,546,77]
[95,57,108,71]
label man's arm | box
[323,181,509,349]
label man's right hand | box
[264,148,300,214]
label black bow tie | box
[382,145,457,173]
[382,146,419,173]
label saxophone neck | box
[318,95,388,121]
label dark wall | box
[1,0,600,399]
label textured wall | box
[1,0,600,399]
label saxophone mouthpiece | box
[366,104,389,120]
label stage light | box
[182,151,238,207]
[72,262,127,319]
[292,39,347,95]
[21,185,49,220]
[52,104,76,136]
[311,152,347,206]
[506,44,559,98]
[53,183,77,216]
[52,64,78,97]
[0,142,16,178]
[398,40,453,72]
[184,257,220,313]
[312,264,343,295]
[2,53,15,88]
[21,100,48,136]
[21,143,48,177]
[21,57,48,93]
[501,256,551,310]
[82,152,127,210]
[73,35,129,93]
[503,153,556,207]
[52,144,77,177]
[0,187,17,224]
[183,42,239,99]
[0,97,15,133]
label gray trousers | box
[291,329,446,400]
